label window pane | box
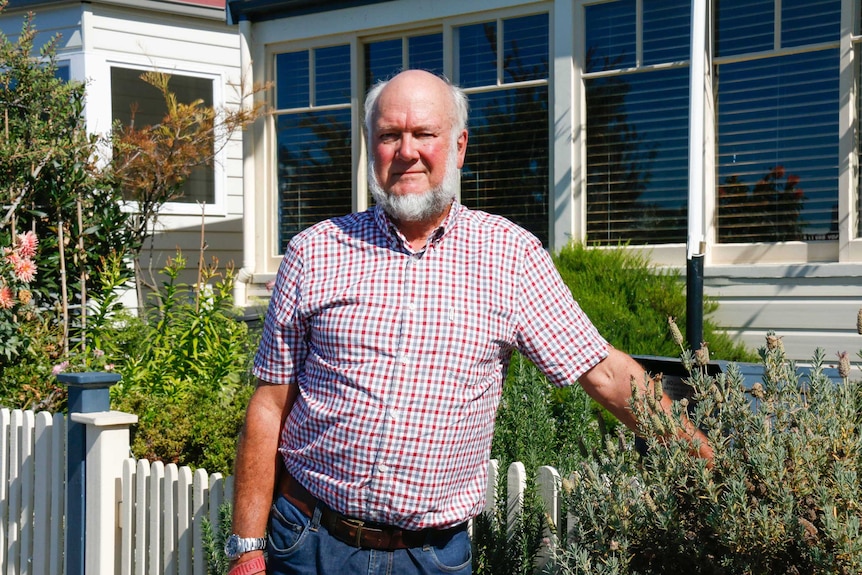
[461,87,549,246]
[276,51,309,110]
[782,0,840,49]
[365,39,402,88]
[408,33,443,75]
[457,21,498,88]
[111,67,214,204]
[585,0,636,71]
[55,62,70,82]
[315,45,351,106]
[502,14,549,83]
[585,66,689,245]
[643,0,690,65]
[276,109,352,251]
[717,50,839,242]
[716,0,773,57]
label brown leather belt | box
[277,471,466,551]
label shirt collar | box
[373,201,463,252]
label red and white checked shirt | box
[253,202,608,530]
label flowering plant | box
[0,231,40,361]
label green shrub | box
[492,242,756,475]
[555,339,862,574]
[114,382,253,475]
[473,476,548,575]
[553,242,756,361]
[0,315,67,411]
[110,253,258,474]
[492,355,606,475]
[201,502,233,575]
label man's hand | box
[578,347,714,466]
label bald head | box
[364,70,468,147]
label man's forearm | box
[580,347,713,463]
[230,382,299,554]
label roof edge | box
[226,0,391,25]
[5,0,228,21]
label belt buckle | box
[344,517,366,547]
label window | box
[715,0,840,243]
[455,14,550,246]
[110,67,215,204]
[55,62,70,82]
[365,32,444,88]
[274,46,352,252]
[583,0,691,246]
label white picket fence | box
[1,406,564,575]
[0,409,66,575]
[119,460,232,575]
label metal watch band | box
[228,555,266,575]
[225,534,266,559]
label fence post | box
[60,371,136,575]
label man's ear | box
[456,129,468,168]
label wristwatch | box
[224,533,267,560]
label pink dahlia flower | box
[0,285,15,309]
[15,231,38,258]
[14,258,37,283]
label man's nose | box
[396,134,419,160]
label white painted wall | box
[705,264,862,365]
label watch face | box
[225,534,240,558]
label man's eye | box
[380,133,398,142]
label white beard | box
[369,150,460,223]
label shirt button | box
[377,464,389,473]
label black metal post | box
[686,253,705,351]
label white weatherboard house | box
[1,0,245,291]
[4,0,861,366]
[226,0,862,365]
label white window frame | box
[104,60,229,218]
[573,0,862,266]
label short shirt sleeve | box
[515,241,609,386]
[252,241,309,385]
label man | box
[227,69,712,575]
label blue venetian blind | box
[715,0,841,242]
[456,14,551,246]
[584,0,691,246]
[274,46,353,251]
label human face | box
[369,137,461,222]
[369,72,467,210]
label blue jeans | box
[266,493,473,575]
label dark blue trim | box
[227,0,393,25]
